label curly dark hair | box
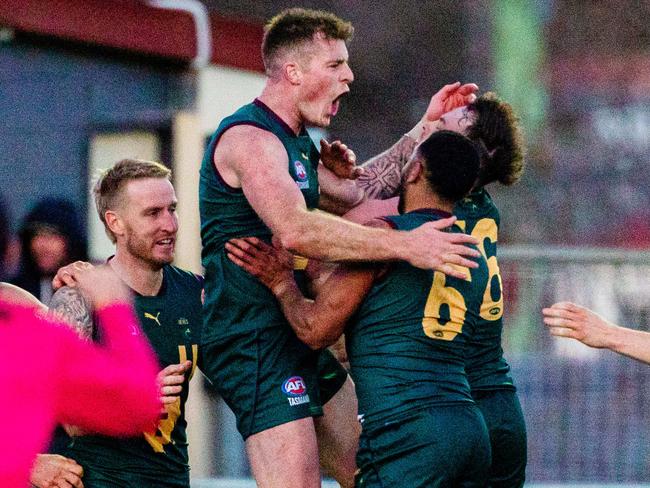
[466,92,525,187]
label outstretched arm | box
[543,301,650,364]
[225,237,377,349]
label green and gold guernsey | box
[199,98,320,343]
[65,265,202,486]
[346,209,489,426]
[453,188,515,392]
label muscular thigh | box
[200,324,324,439]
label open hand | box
[225,237,294,294]
[406,217,480,278]
[320,139,362,180]
[424,82,479,123]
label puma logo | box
[144,312,161,326]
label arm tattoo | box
[49,286,94,340]
[356,135,417,199]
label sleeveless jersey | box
[454,189,515,391]
[346,209,489,426]
[199,99,320,343]
[65,265,202,481]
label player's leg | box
[200,327,325,487]
[246,417,321,488]
[314,375,359,488]
[474,389,527,488]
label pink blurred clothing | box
[0,301,160,487]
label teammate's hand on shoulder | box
[74,266,132,309]
[52,261,95,290]
[30,453,84,488]
[320,139,362,180]
[405,217,479,278]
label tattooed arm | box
[320,82,479,206]
[49,286,94,340]
[355,135,417,200]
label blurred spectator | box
[10,198,87,304]
[0,197,8,279]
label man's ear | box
[105,210,124,239]
[404,159,424,185]
[284,62,302,85]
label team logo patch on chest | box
[293,160,310,189]
[282,375,310,406]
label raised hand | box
[320,139,362,180]
[423,82,479,124]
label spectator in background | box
[0,197,9,279]
[10,197,87,304]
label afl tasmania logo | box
[282,376,307,396]
[293,160,308,181]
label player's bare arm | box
[0,282,46,310]
[217,125,480,277]
[49,286,94,340]
[543,301,650,365]
[226,236,377,349]
[52,262,192,408]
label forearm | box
[354,134,417,200]
[278,208,406,263]
[272,280,335,349]
[608,326,650,365]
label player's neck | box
[402,188,453,214]
[258,84,302,135]
[110,251,163,296]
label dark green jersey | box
[66,265,203,481]
[454,189,515,391]
[346,209,489,426]
[199,99,320,343]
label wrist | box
[271,276,295,298]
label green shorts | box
[74,467,189,488]
[201,325,348,439]
[355,404,491,488]
[473,389,527,488]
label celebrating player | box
[227,131,492,486]
[49,159,202,488]
[199,7,480,487]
